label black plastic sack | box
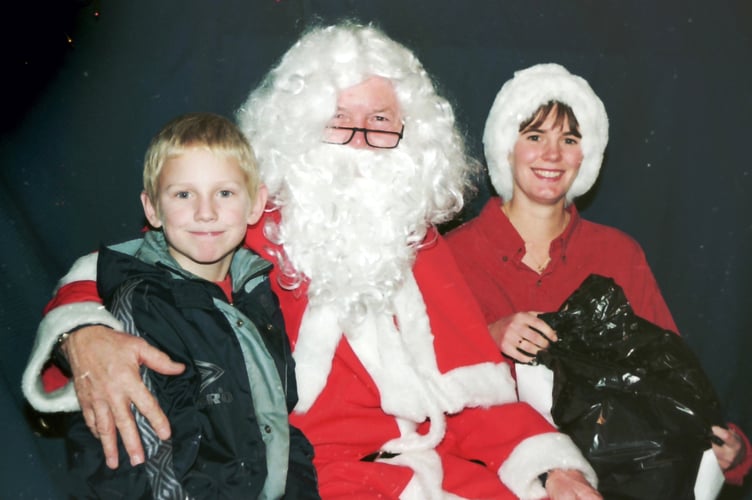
[536,274,724,500]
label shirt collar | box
[478,196,581,266]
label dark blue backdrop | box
[2,1,750,497]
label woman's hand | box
[489,312,557,363]
[62,325,185,469]
[711,425,746,471]
[545,469,602,500]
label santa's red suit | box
[28,214,596,499]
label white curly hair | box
[235,22,472,313]
[483,63,609,203]
[236,22,471,225]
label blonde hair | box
[143,112,260,208]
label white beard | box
[270,143,445,431]
[273,143,519,461]
[268,144,430,326]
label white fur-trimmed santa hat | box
[483,63,609,202]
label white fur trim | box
[53,252,99,291]
[389,449,465,500]
[515,364,555,425]
[22,302,122,412]
[292,304,343,413]
[294,269,519,454]
[483,63,609,203]
[498,432,598,499]
[695,448,724,500]
[438,362,518,413]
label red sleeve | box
[414,231,510,370]
[41,280,101,392]
[618,244,678,333]
[41,364,68,393]
[442,402,555,470]
[42,280,102,314]
[724,422,752,485]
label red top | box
[446,197,677,331]
[446,197,751,484]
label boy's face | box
[141,147,266,282]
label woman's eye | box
[526,134,540,142]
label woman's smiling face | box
[509,106,584,205]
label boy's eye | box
[176,191,191,199]
[219,190,233,197]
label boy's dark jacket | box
[65,231,318,499]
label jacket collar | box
[106,231,272,295]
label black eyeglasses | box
[323,124,405,149]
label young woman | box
[446,63,750,484]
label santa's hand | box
[490,312,557,363]
[711,425,746,471]
[545,469,602,500]
[63,325,185,469]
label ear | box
[141,191,163,229]
[247,184,268,226]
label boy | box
[63,113,318,499]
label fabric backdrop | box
[2,1,750,497]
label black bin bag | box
[535,274,724,500]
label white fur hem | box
[22,302,122,412]
[498,432,597,499]
[390,450,465,500]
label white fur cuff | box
[54,252,98,291]
[499,432,598,499]
[441,361,518,413]
[22,302,122,413]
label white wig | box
[483,63,609,202]
[236,22,471,226]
